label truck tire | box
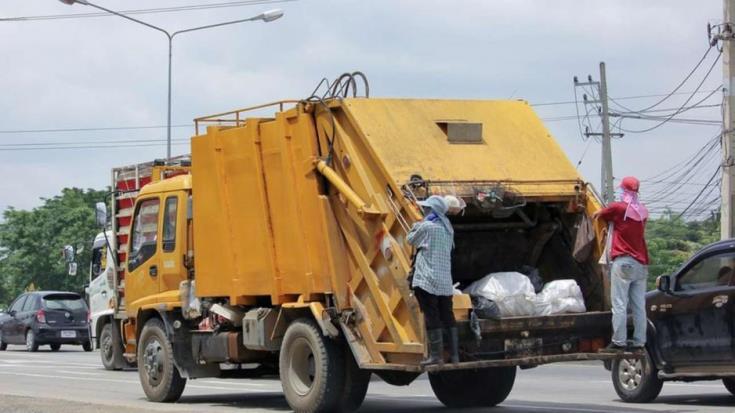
[137,318,186,403]
[611,349,663,403]
[723,378,735,396]
[25,330,39,352]
[279,319,346,413]
[100,323,125,370]
[337,345,371,412]
[429,367,516,408]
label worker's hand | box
[591,211,601,220]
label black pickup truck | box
[609,239,735,402]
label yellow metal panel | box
[341,99,581,191]
[191,124,277,300]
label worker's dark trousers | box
[414,287,456,330]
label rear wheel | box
[137,318,186,402]
[337,345,371,412]
[722,378,735,396]
[25,330,38,352]
[50,343,61,351]
[279,319,346,413]
[612,348,663,403]
[0,331,7,351]
[429,367,516,408]
[82,341,93,352]
[100,323,125,370]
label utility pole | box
[599,62,615,204]
[574,62,621,204]
[720,0,735,239]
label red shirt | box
[597,202,649,265]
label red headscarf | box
[620,176,648,221]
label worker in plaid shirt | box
[408,195,464,366]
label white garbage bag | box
[534,279,586,316]
[464,272,536,317]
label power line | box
[0,142,189,152]
[0,138,189,147]
[0,124,192,134]
[530,89,722,108]
[0,0,295,22]
[676,166,722,219]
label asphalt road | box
[0,345,734,413]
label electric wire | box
[1,0,296,22]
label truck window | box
[91,246,104,281]
[128,198,160,272]
[162,196,178,252]
[677,252,735,291]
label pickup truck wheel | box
[722,378,735,395]
[279,319,346,413]
[100,323,125,370]
[25,330,39,352]
[612,349,663,403]
[0,332,7,351]
[429,367,516,407]
[137,318,186,403]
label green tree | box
[646,209,720,288]
[0,188,107,307]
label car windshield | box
[43,294,86,311]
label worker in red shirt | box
[594,176,649,353]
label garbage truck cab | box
[105,83,627,412]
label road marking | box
[57,370,102,376]
[0,371,274,393]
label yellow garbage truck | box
[93,76,618,412]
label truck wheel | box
[337,345,371,412]
[611,349,663,403]
[279,319,346,413]
[0,332,7,351]
[25,330,39,352]
[82,341,93,352]
[137,318,186,402]
[429,367,516,408]
[100,323,125,370]
[50,344,61,351]
[722,378,735,396]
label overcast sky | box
[0,1,724,217]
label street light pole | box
[58,0,284,159]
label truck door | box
[87,238,110,323]
[655,250,735,365]
[158,194,186,293]
[126,197,162,310]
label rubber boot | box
[420,329,444,367]
[448,327,460,364]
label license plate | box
[60,330,76,338]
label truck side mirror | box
[656,275,671,293]
[62,245,75,263]
[68,262,78,277]
[95,202,108,227]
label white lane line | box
[504,403,620,413]
[0,371,274,393]
[57,370,102,376]
[0,362,100,370]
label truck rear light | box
[36,309,46,324]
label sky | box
[0,0,724,218]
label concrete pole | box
[599,62,615,204]
[722,0,735,239]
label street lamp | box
[58,0,284,159]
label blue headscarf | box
[418,195,454,236]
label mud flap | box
[160,311,219,379]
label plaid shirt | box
[407,219,454,296]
